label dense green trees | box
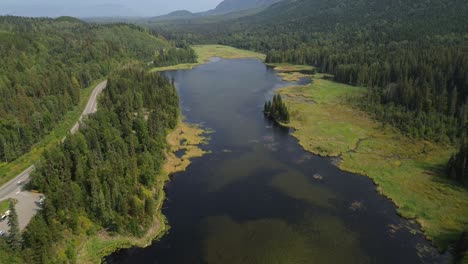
[153,46,197,67]
[447,139,468,187]
[0,16,172,163]
[0,65,179,263]
[264,94,290,123]
[7,201,21,251]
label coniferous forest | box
[0,65,179,263]
[0,16,194,163]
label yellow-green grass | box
[266,63,316,73]
[0,199,10,214]
[0,78,105,186]
[77,120,206,263]
[151,45,266,72]
[278,76,468,249]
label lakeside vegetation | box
[77,120,206,264]
[150,45,265,72]
[263,94,290,124]
[276,74,468,249]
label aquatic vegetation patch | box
[202,214,369,264]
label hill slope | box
[0,16,171,165]
[152,0,283,22]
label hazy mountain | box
[208,0,283,14]
[153,0,283,21]
[152,10,198,21]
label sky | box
[0,0,223,17]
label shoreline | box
[77,120,207,263]
[271,66,468,250]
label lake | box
[107,58,443,263]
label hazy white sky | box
[0,0,224,17]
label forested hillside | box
[0,16,171,163]
[0,65,179,263]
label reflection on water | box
[107,59,442,264]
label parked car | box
[0,230,5,237]
[39,196,45,206]
[0,210,10,222]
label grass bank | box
[76,120,207,263]
[151,45,265,72]
[0,79,105,186]
[276,73,468,249]
[0,199,10,215]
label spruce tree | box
[7,201,21,250]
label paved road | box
[70,80,107,134]
[0,80,107,232]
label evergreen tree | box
[264,95,290,124]
[7,201,21,251]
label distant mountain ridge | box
[153,0,283,21]
[209,0,283,15]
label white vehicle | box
[39,196,46,205]
[0,230,5,236]
[0,210,9,221]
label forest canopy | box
[0,65,179,263]
[0,16,172,163]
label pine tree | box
[263,95,290,124]
[7,201,22,250]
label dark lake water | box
[107,58,443,264]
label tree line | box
[153,46,197,67]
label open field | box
[278,76,468,249]
[0,79,105,186]
[151,45,265,72]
